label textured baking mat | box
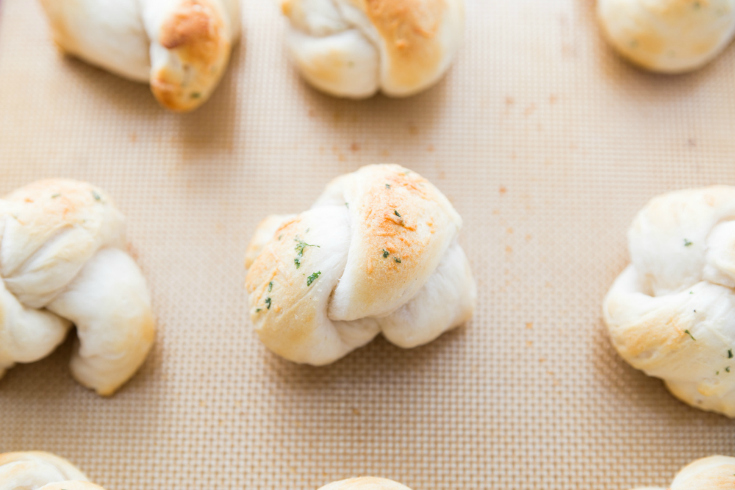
[0,0,734,489]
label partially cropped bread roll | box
[319,478,411,490]
[0,452,106,490]
[604,187,735,417]
[0,180,155,396]
[245,164,476,365]
[39,0,241,112]
[279,0,465,98]
[597,0,735,73]
[630,456,735,490]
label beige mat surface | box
[0,0,734,489]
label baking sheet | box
[0,0,734,489]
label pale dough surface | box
[604,187,735,417]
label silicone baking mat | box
[0,0,733,489]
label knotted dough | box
[319,478,411,490]
[604,186,735,417]
[597,0,735,73]
[39,0,241,112]
[630,456,735,490]
[245,164,476,365]
[0,180,155,396]
[279,0,465,98]
[0,452,105,490]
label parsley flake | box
[395,257,402,263]
[91,190,101,201]
[51,193,61,199]
[394,210,401,218]
[265,297,272,310]
[684,239,693,247]
[685,329,696,341]
[727,366,732,373]
[382,249,390,258]
[386,184,391,189]
[307,271,321,286]
[729,349,733,359]
[294,236,319,269]
[268,282,273,292]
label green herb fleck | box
[685,329,696,341]
[307,271,321,286]
[727,366,732,373]
[51,193,61,199]
[684,239,693,247]
[295,237,319,255]
[386,184,391,189]
[278,234,283,241]
[191,92,201,99]
[717,371,720,375]
[268,282,273,292]
[382,249,390,258]
[265,297,272,310]
[729,349,733,359]
[394,210,401,218]
[91,190,101,201]
[689,291,694,294]
[345,202,349,209]
[395,257,402,263]
[294,236,320,268]
[255,308,262,313]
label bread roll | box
[0,180,155,395]
[597,0,735,73]
[0,451,106,490]
[629,455,735,490]
[39,0,241,111]
[245,164,476,365]
[604,186,735,417]
[319,478,412,490]
[279,0,465,98]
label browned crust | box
[152,0,231,112]
[610,311,694,362]
[363,0,446,87]
[3,179,111,222]
[159,1,222,65]
[358,171,432,284]
[599,0,733,72]
[245,216,325,352]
